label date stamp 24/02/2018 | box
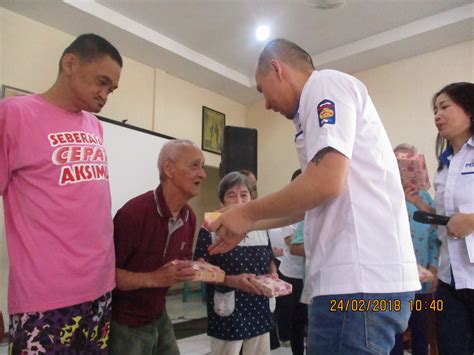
[329,298,444,313]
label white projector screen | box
[99,117,173,216]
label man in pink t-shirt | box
[0,33,122,353]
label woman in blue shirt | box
[391,144,439,355]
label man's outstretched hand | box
[208,204,254,255]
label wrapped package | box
[250,275,293,297]
[395,152,431,190]
[203,211,222,229]
[191,260,225,283]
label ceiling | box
[1,0,473,104]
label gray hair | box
[218,172,252,203]
[257,38,315,75]
[157,139,198,178]
[394,143,418,154]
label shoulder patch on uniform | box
[317,99,335,127]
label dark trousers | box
[275,278,292,342]
[390,293,430,355]
[270,315,281,350]
[435,281,474,355]
[269,259,282,350]
[279,271,308,355]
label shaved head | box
[157,139,199,179]
[257,38,315,75]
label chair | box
[182,281,206,303]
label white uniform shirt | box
[293,70,420,298]
[268,225,305,279]
[434,137,474,289]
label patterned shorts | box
[9,292,112,355]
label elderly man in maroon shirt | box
[109,139,207,355]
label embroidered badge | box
[317,99,336,127]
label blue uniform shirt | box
[406,191,439,293]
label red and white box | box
[250,275,293,297]
[191,260,225,283]
[395,152,431,190]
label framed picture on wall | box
[1,85,31,99]
[202,106,225,154]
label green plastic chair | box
[182,281,206,303]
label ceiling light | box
[306,0,346,9]
[256,25,270,41]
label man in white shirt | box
[208,38,420,354]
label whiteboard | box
[99,117,173,216]
[0,117,172,327]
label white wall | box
[154,69,246,167]
[246,100,300,197]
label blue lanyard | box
[439,145,453,168]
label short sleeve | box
[303,74,358,163]
[97,116,104,139]
[291,221,305,245]
[0,100,13,194]
[113,208,137,268]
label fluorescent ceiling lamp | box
[256,25,270,41]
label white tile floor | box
[176,333,293,355]
[166,291,293,354]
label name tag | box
[461,161,474,175]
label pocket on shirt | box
[213,290,235,317]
